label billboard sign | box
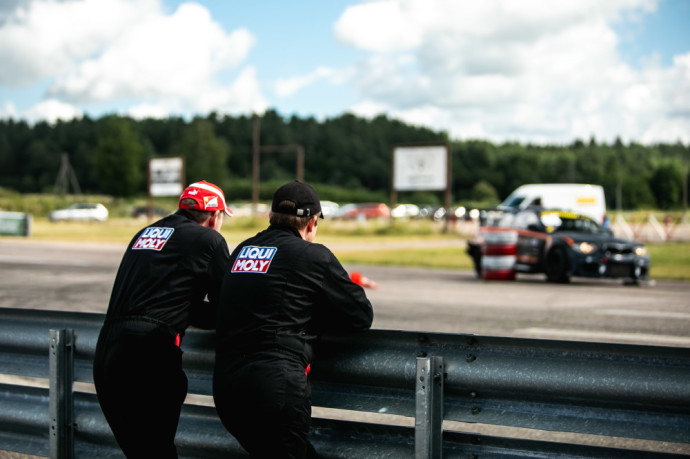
[393,145,448,191]
[149,157,184,197]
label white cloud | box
[0,97,83,125]
[126,66,269,119]
[0,0,266,120]
[0,101,18,119]
[334,1,424,52]
[23,98,83,124]
[349,100,388,119]
[49,2,257,110]
[1,0,686,144]
[274,67,336,97]
[0,0,160,87]
[199,66,269,116]
[328,0,689,144]
[127,103,175,120]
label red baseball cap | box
[178,180,233,216]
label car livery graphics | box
[132,227,174,251]
[231,246,277,274]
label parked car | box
[332,203,357,219]
[429,206,475,221]
[226,203,269,217]
[466,208,650,285]
[333,203,390,220]
[49,203,109,222]
[320,200,340,218]
[338,202,390,219]
[130,206,171,219]
[391,203,420,219]
[417,205,435,219]
[432,207,447,221]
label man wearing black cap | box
[93,180,232,458]
[213,180,374,458]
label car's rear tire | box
[546,246,571,283]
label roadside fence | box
[1,308,689,458]
[613,214,690,242]
[457,213,690,242]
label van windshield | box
[501,194,525,207]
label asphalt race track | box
[1,239,689,347]
[1,239,690,456]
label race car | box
[466,208,650,285]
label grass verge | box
[335,246,472,270]
[645,242,690,281]
[3,218,689,281]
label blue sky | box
[0,0,688,145]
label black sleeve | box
[189,236,230,330]
[312,252,374,332]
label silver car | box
[49,203,109,222]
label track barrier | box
[1,308,689,458]
[480,229,517,280]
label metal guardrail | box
[0,307,689,458]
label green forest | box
[0,109,688,210]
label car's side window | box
[514,211,539,230]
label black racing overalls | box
[94,210,229,458]
[213,224,373,458]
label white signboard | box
[149,157,184,197]
[393,145,447,191]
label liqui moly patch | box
[132,227,174,251]
[231,246,277,274]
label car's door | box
[515,211,548,272]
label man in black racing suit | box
[213,180,374,458]
[93,180,232,458]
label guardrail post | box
[415,356,444,459]
[49,329,74,459]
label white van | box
[498,183,607,224]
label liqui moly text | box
[132,227,174,251]
[231,246,277,274]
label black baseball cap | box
[271,180,324,219]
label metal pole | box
[297,145,305,182]
[443,143,452,234]
[147,159,153,220]
[49,329,74,459]
[415,356,444,459]
[252,114,261,216]
[683,159,688,220]
[390,146,397,226]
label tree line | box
[0,109,687,210]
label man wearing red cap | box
[213,180,374,458]
[93,180,232,458]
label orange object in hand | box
[349,271,378,289]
